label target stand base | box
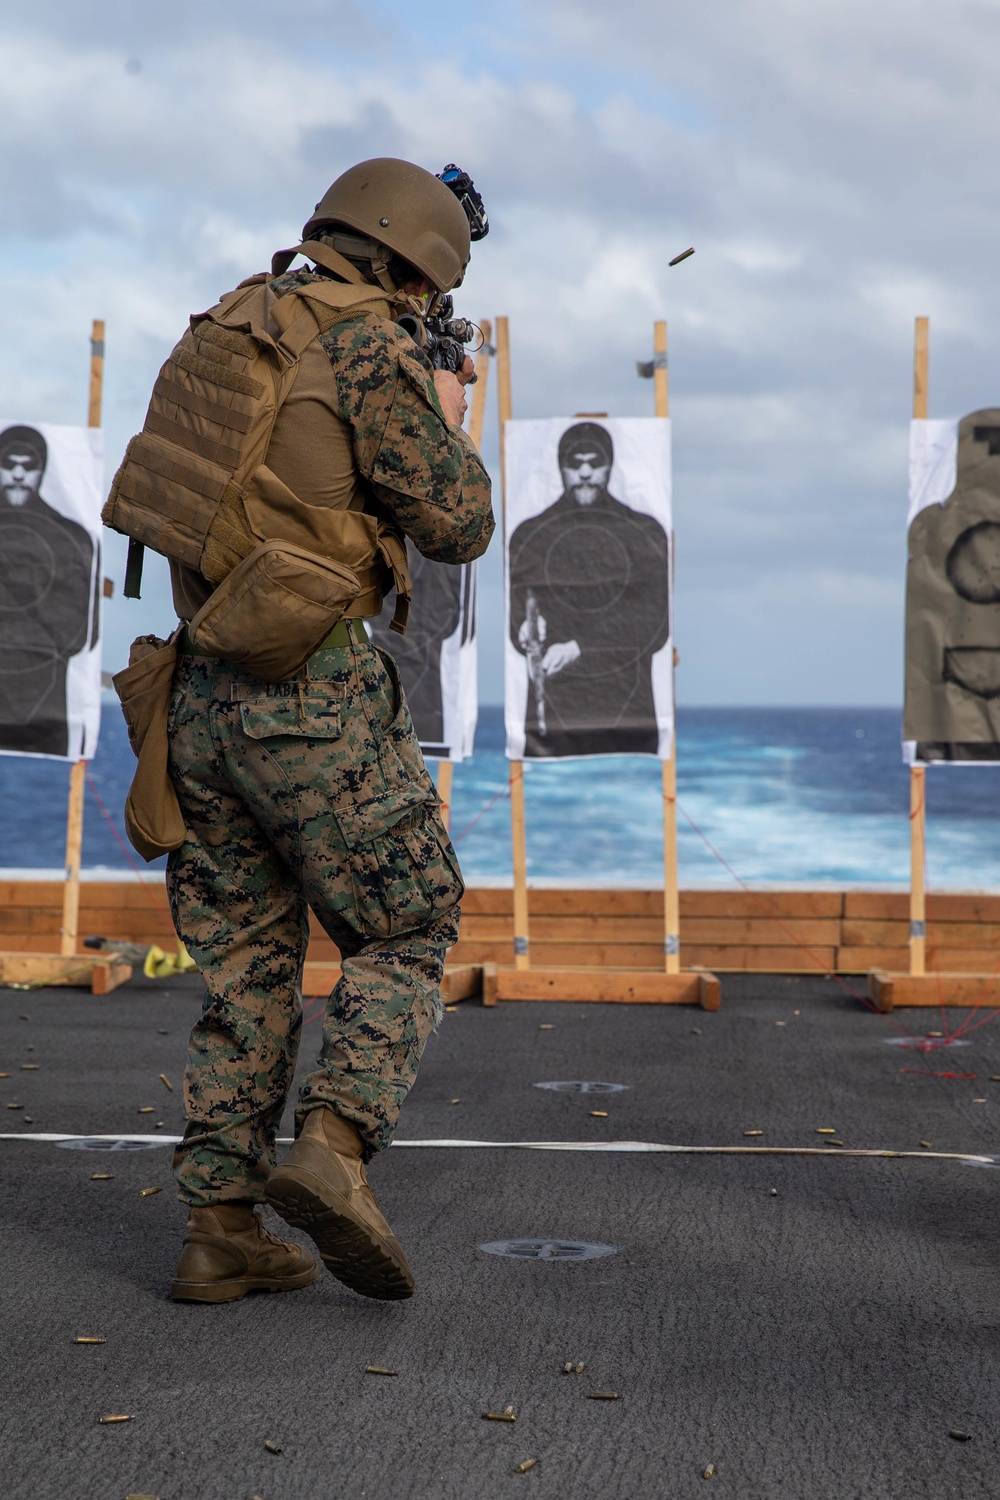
[482,963,720,1009]
[303,961,483,1005]
[0,952,133,995]
[868,969,1000,1012]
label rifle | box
[523,590,547,738]
[396,294,481,379]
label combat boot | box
[169,1201,319,1303]
[265,1107,415,1301]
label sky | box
[2,0,999,705]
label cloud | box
[0,0,994,707]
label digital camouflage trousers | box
[165,626,463,1207]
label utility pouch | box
[188,540,362,681]
[113,631,186,862]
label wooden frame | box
[0,951,132,996]
[0,321,129,997]
[868,968,1000,1012]
[866,316,1000,1008]
[303,960,482,1006]
[483,317,719,1008]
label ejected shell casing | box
[138,1186,162,1198]
[74,1336,106,1344]
[90,1173,113,1180]
[159,1074,173,1092]
[703,1462,716,1478]
[483,1408,517,1422]
[589,1110,608,1118]
[669,247,695,265]
[743,1130,764,1137]
[98,1413,133,1423]
[20,1063,39,1070]
[264,1438,283,1454]
[815,1128,836,1135]
[588,1391,619,1400]
[365,1366,398,1376]
[138,1107,155,1114]
[514,1459,538,1473]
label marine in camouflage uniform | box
[163,160,493,1302]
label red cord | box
[449,777,512,847]
[673,796,928,1039]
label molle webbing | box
[171,341,266,398]
[144,411,244,471]
[152,375,255,434]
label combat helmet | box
[303,158,473,294]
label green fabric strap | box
[319,618,367,648]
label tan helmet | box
[303,158,471,293]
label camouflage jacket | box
[273,266,494,566]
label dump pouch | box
[188,540,362,681]
[113,632,186,862]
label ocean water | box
[1,701,998,888]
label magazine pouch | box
[113,631,186,862]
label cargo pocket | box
[334,783,464,942]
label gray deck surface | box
[1,971,999,1500]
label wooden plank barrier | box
[5,881,1000,1004]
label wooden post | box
[913,316,929,422]
[60,319,104,956]
[468,318,492,454]
[653,320,680,974]
[910,316,929,978]
[88,318,105,427]
[495,316,530,969]
[909,766,926,977]
[60,759,86,956]
[436,759,454,832]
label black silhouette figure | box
[508,421,671,757]
[369,540,470,757]
[0,426,95,756]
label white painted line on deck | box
[0,1132,993,1164]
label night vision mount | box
[437,163,489,241]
